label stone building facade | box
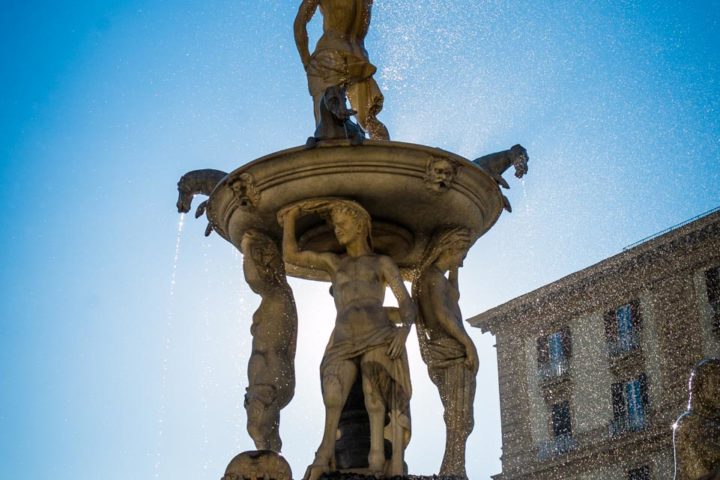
[468,209,720,480]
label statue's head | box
[240,230,286,293]
[425,157,459,193]
[418,226,472,276]
[688,358,720,416]
[328,202,373,251]
[510,144,529,179]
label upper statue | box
[294,0,390,140]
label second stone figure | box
[279,198,415,480]
[240,230,298,453]
[413,227,478,480]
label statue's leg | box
[305,359,357,480]
[437,365,475,479]
[313,93,322,127]
[359,354,390,475]
[264,408,282,453]
[361,374,386,474]
[245,384,280,451]
[347,80,389,141]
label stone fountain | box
[176,2,528,480]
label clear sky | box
[1,1,718,479]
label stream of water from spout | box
[154,213,185,478]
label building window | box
[552,400,572,438]
[538,400,577,459]
[628,465,650,480]
[706,266,720,335]
[610,374,649,437]
[537,327,572,380]
[605,301,642,357]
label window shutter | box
[561,326,572,358]
[630,300,642,331]
[639,373,649,409]
[604,310,618,340]
[706,266,720,305]
[552,401,572,436]
[537,335,549,364]
[611,382,626,419]
[629,466,650,480]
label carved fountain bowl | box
[206,140,504,281]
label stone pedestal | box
[221,450,292,480]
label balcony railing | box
[537,433,577,460]
[608,414,646,438]
[607,331,640,357]
[538,358,570,382]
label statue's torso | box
[331,254,392,343]
[251,293,296,355]
[417,269,463,343]
[316,0,368,58]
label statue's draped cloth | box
[417,332,475,443]
[320,324,412,457]
[306,50,385,121]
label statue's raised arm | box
[356,0,373,41]
[380,255,416,359]
[278,202,337,274]
[293,0,320,69]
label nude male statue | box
[294,0,390,140]
[279,199,415,480]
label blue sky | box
[1,1,718,479]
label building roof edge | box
[467,208,720,334]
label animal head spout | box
[510,144,529,179]
[176,178,193,213]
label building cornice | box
[468,210,720,334]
